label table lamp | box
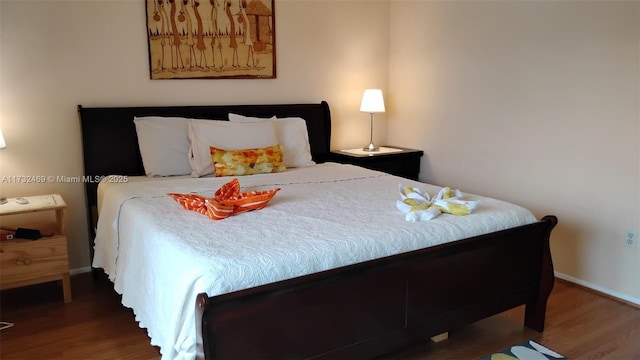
[0,128,6,149]
[360,89,385,152]
[0,128,6,204]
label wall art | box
[146,0,275,79]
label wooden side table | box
[0,194,71,303]
[330,146,424,180]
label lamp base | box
[362,143,379,152]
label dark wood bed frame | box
[78,101,557,359]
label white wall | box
[2,0,638,306]
[389,0,640,303]
[0,0,389,270]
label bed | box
[78,101,557,360]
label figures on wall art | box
[146,0,275,79]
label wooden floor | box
[1,273,638,359]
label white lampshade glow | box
[360,89,386,113]
[0,128,6,149]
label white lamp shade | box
[360,89,385,113]
[0,128,6,149]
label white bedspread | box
[93,163,537,360]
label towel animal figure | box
[396,185,480,222]
[169,178,280,220]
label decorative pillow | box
[211,144,286,177]
[133,116,193,176]
[188,119,278,177]
[228,114,315,168]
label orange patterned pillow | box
[210,144,286,177]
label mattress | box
[93,162,537,359]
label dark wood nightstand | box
[330,146,424,180]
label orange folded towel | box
[168,178,280,220]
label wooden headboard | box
[78,101,331,260]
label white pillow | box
[188,119,278,177]
[228,114,315,168]
[133,116,193,177]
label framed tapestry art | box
[146,0,276,79]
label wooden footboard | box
[196,215,557,359]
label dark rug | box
[479,340,568,360]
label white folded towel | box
[397,184,480,221]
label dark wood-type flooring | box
[1,273,638,359]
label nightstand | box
[330,146,424,180]
[0,194,72,303]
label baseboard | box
[555,271,640,307]
[70,266,92,276]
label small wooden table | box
[0,194,71,303]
